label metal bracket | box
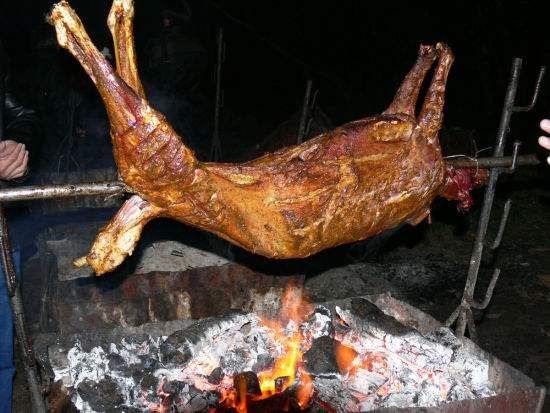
[512,66,546,112]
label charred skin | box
[49,1,456,275]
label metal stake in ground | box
[0,205,46,412]
[210,27,225,162]
[297,80,318,144]
[445,59,546,341]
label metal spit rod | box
[0,154,539,204]
[0,181,128,202]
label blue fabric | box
[0,249,20,413]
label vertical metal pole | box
[297,80,313,144]
[210,27,225,162]
[0,205,46,412]
[455,59,522,337]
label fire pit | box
[41,284,544,412]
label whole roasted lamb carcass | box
[48,0,481,276]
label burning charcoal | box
[425,327,462,350]
[220,348,248,371]
[243,385,306,413]
[333,318,352,336]
[184,311,248,344]
[167,380,188,395]
[124,333,150,345]
[233,371,262,397]
[313,377,359,412]
[49,348,69,371]
[187,386,219,412]
[274,376,291,392]
[349,297,411,336]
[108,352,126,370]
[304,308,335,339]
[383,391,416,408]
[159,312,252,367]
[48,380,78,413]
[140,373,158,391]
[139,355,159,370]
[240,321,252,335]
[208,366,224,384]
[314,305,332,318]
[252,353,274,372]
[160,330,194,365]
[77,377,124,411]
[127,361,148,383]
[304,336,339,375]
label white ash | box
[54,337,165,411]
[304,309,333,340]
[52,304,496,412]
[331,305,494,410]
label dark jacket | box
[0,41,41,185]
[1,73,41,157]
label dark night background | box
[1,0,550,158]
[2,1,550,410]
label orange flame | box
[335,341,358,376]
[222,281,314,412]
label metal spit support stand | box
[297,79,318,144]
[0,206,46,412]
[445,58,546,341]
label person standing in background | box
[0,39,41,413]
[539,119,550,165]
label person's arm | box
[539,119,550,165]
[0,74,41,181]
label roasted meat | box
[49,0,472,276]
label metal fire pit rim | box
[363,386,546,413]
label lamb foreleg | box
[74,196,163,275]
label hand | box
[539,119,550,165]
[0,140,29,180]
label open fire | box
[51,283,497,412]
[218,284,315,412]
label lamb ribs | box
[49,0,466,276]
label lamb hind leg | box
[74,196,162,275]
[418,43,455,139]
[48,1,147,135]
[107,0,145,98]
[383,45,437,116]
